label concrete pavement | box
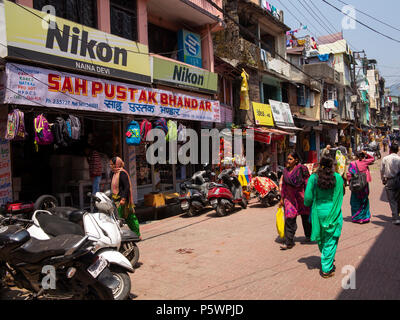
[131,154,400,300]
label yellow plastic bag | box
[276,207,285,239]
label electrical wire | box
[333,0,400,33]
[14,1,210,58]
[290,0,349,54]
[205,0,323,84]
[321,0,400,44]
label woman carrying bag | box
[304,156,345,278]
[346,151,374,224]
[279,152,311,250]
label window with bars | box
[297,84,305,106]
[148,23,177,58]
[110,0,137,41]
[33,0,97,28]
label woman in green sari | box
[110,157,141,239]
[304,156,345,278]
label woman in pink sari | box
[279,152,311,250]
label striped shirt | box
[88,150,103,177]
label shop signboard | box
[268,99,295,128]
[177,30,202,68]
[0,1,151,84]
[252,102,274,126]
[254,131,271,144]
[151,56,218,94]
[3,63,220,123]
[0,108,12,205]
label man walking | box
[381,143,400,225]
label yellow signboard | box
[252,102,274,126]
[0,0,151,83]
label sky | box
[276,0,400,88]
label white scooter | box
[27,192,135,300]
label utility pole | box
[351,50,366,153]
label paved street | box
[131,155,400,300]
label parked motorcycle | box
[0,217,119,300]
[35,191,140,268]
[207,168,247,217]
[26,193,135,300]
[0,195,59,220]
[251,165,283,207]
[364,143,381,160]
[179,166,215,217]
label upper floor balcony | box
[214,37,290,79]
[147,0,223,29]
[303,63,341,85]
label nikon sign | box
[152,56,218,94]
[0,0,151,84]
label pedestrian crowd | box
[278,129,400,279]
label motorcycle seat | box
[47,207,80,220]
[13,234,86,264]
[186,184,202,190]
[36,212,85,237]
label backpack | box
[153,118,168,137]
[67,115,81,140]
[349,161,367,193]
[5,109,26,140]
[126,120,141,146]
[166,120,177,142]
[52,117,71,147]
[34,114,54,150]
[140,119,152,142]
[177,123,187,142]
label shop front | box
[0,62,221,210]
[250,101,294,172]
[0,1,223,217]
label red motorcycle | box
[207,168,247,217]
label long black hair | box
[287,152,302,164]
[317,156,336,190]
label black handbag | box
[349,161,368,192]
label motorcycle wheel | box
[34,195,58,211]
[216,203,228,217]
[109,268,131,300]
[240,198,247,209]
[186,203,201,217]
[260,197,270,207]
[121,242,139,267]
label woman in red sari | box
[279,152,311,250]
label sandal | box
[280,243,295,250]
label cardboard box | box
[144,193,165,207]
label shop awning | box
[276,125,303,132]
[247,126,293,144]
[321,120,338,126]
[293,113,320,126]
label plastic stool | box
[57,193,73,207]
